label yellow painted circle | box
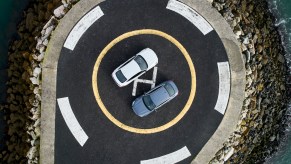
[92,29,196,134]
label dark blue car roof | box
[150,87,170,106]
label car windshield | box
[143,95,156,111]
[164,83,175,96]
[134,55,148,71]
[116,70,127,83]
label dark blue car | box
[132,81,179,117]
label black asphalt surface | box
[55,0,229,163]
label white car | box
[112,48,158,87]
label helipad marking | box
[92,29,196,134]
[214,62,230,115]
[132,66,158,96]
[57,97,88,146]
[166,0,213,35]
[64,6,104,50]
[140,146,191,164]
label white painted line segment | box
[136,79,155,84]
[166,0,213,35]
[151,67,158,88]
[215,62,231,115]
[57,97,88,146]
[140,146,191,164]
[132,67,158,96]
[64,6,104,50]
[132,80,138,96]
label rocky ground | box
[210,0,288,163]
[0,0,289,163]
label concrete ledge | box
[40,0,245,163]
[40,67,57,164]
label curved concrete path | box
[41,0,245,163]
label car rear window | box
[116,70,127,83]
[134,55,148,71]
[143,95,156,111]
[164,83,175,96]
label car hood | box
[132,98,151,117]
[139,48,158,69]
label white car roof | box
[120,60,141,79]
